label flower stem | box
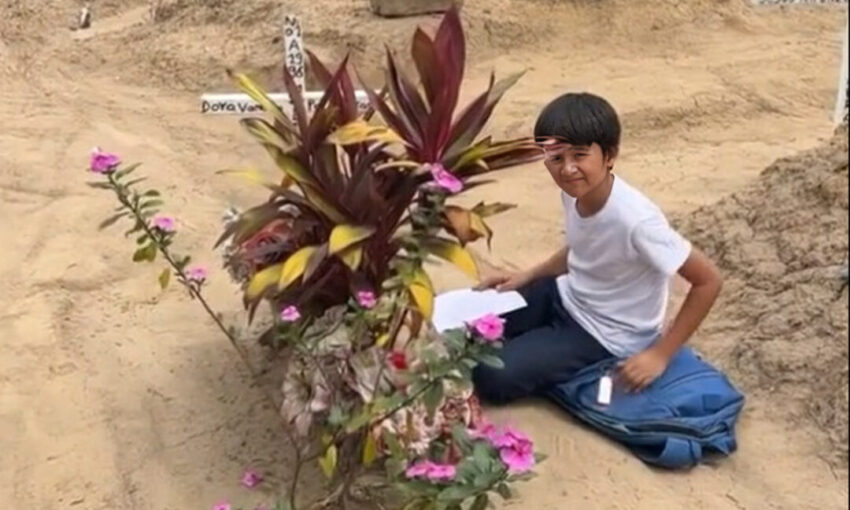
[107,174,306,508]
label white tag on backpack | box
[597,375,613,405]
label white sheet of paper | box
[432,288,527,333]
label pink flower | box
[500,438,535,474]
[356,290,377,309]
[185,266,208,283]
[90,147,121,174]
[471,313,505,341]
[426,463,457,481]
[429,163,463,194]
[405,460,435,478]
[469,422,536,474]
[404,460,457,482]
[241,468,263,489]
[489,426,530,449]
[212,502,231,510]
[280,305,301,322]
[469,421,500,443]
[151,215,176,233]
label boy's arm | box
[526,245,569,280]
[618,247,723,392]
[477,245,569,291]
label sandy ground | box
[1,0,848,509]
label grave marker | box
[200,15,372,117]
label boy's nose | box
[563,164,580,177]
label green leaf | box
[470,494,489,510]
[86,181,113,190]
[496,483,513,500]
[158,268,171,290]
[476,353,504,370]
[125,177,147,187]
[142,189,160,197]
[139,199,164,210]
[318,445,338,479]
[422,381,444,419]
[362,433,378,466]
[327,405,348,427]
[345,408,372,433]
[124,220,144,237]
[436,485,478,503]
[113,162,141,180]
[132,243,157,263]
[472,442,492,471]
[98,212,128,230]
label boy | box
[473,93,723,404]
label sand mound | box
[678,124,849,465]
[19,0,762,92]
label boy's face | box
[540,141,617,199]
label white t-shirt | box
[556,175,692,358]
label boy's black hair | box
[533,92,621,157]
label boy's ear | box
[606,147,619,170]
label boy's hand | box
[616,346,671,392]
[475,270,533,292]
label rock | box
[369,0,464,18]
[78,4,91,30]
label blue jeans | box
[472,277,614,404]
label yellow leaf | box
[328,119,405,146]
[215,168,278,191]
[241,118,291,150]
[407,269,434,319]
[318,445,338,479]
[375,333,390,348]
[303,187,349,224]
[362,433,378,466]
[230,72,295,132]
[268,147,317,187]
[374,160,422,172]
[246,262,283,300]
[278,245,320,290]
[328,224,376,255]
[443,206,483,245]
[339,245,363,271]
[424,238,479,281]
[158,268,170,290]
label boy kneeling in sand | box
[473,93,723,403]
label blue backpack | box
[547,347,745,469]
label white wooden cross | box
[200,15,371,117]
[752,0,848,124]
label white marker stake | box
[283,15,306,94]
[834,23,849,124]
